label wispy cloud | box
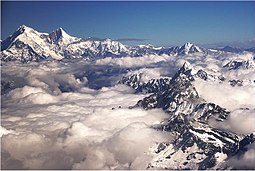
[200,39,255,49]
[115,38,150,42]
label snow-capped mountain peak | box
[17,24,33,33]
[1,25,43,51]
[183,61,194,71]
[49,27,79,44]
[15,25,47,39]
[184,42,193,48]
[175,61,198,78]
[178,42,203,55]
[1,25,67,61]
[1,25,42,50]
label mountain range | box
[2,25,254,62]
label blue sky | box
[1,1,255,46]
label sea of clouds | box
[1,52,255,169]
[1,59,172,169]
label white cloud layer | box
[95,54,169,68]
[1,62,171,169]
[209,108,255,135]
[194,80,255,111]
